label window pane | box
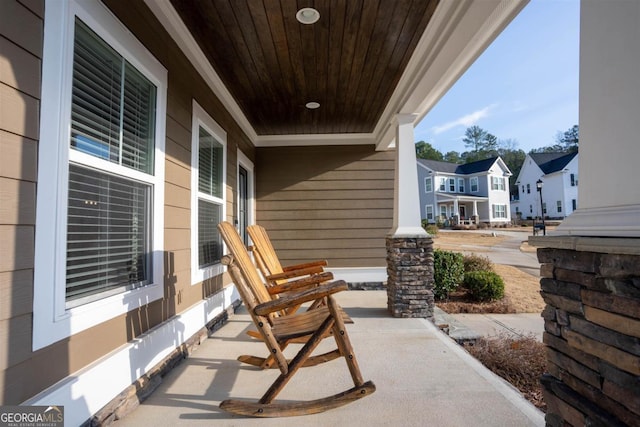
[198,127,223,197]
[121,62,156,173]
[199,199,222,268]
[70,19,156,174]
[70,19,122,163]
[66,164,150,302]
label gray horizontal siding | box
[256,145,394,268]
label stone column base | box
[532,239,640,426]
[386,235,434,319]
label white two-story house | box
[417,157,512,226]
[512,152,579,220]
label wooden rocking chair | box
[247,223,331,290]
[217,221,375,417]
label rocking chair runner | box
[217,221,375,417]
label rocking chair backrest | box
[247,224,284,276]
[217,221,272,306]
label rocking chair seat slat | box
[271,306,351,341]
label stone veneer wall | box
[386,236,434,319]
[537,247,640,426]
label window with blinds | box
[197,126,224,268]
[65,19,157,304]
[66,165,150,301]
[70,19,156,174]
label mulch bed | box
[464,334,547,412]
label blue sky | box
[414,0,580,155]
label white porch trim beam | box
[389,114,428,237]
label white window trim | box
[237,149,255,227]
[440,205,448,218]
[33,0,167,351]
[448,178,456,192]
[470,176,479,192]
[424,177,432,193]
[425,204,434,220]
[438,177,446,192]
[492,204,507,218]
[191,101,227,284]
[458,178,465,193]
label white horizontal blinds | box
[122,62,155,173]
[198,126,223,268]
[66,165,150,301]
[66,19,157,303]
[198,127,223,197]
[198,200,222,268]
[70,19,156,174]
[70,19,121,162]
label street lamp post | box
[536,179,545,236]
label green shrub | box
[463,254,494,273]
[463,270,505,301]
[433,249,464,300]
[425,224,439,236]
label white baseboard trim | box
[327,267,387,283]
[23,285,239,427]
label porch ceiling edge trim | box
[374,0,529,151]
[144,0,258,142]
[254,133,374,148]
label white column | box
[389,114,428,237]
[554,0,640,237]
[473,200,478,217]
[453,199,459,224]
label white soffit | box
[375,0,529,151]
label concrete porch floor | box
[115,291,544,426]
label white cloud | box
[431,104,497,134]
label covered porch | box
[435,193,488,226]
[114,291,543,426]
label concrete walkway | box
[450,313,544,341]
[116,291,544,426]
[438,229,541,277]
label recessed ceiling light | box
[296,8,320,25]
[305,101,320,109]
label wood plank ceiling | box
[170,0,438,135]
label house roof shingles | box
[417,156,502,175]
[530,152,578,175]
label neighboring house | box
[0,0,529,424]
[512,152,578,220]
[417,157,512,225]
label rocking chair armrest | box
[265,265,325,281]
[254,280,348,316]
[281,260,328,272]
[266,272,334,295]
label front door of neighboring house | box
[459,205,466,219]
[238,165,249,245]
